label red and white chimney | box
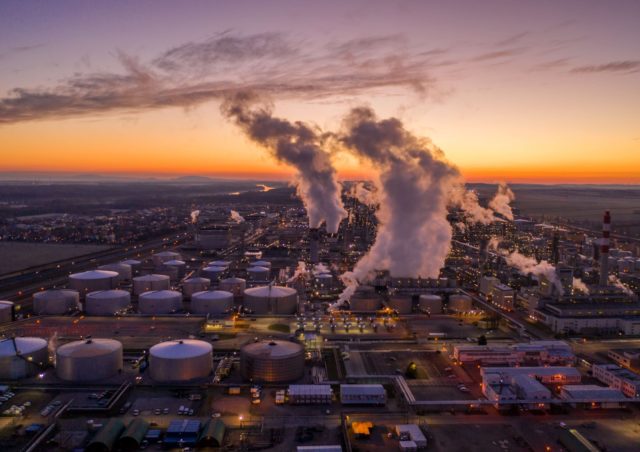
[599,210,610,286]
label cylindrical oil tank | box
[155,265,179,282]
[0,337,49,379]
[388,294,413,314]
[121,259,142,275]
[247,266,270,281]
[250,260,271,269]
[314,273,334,289]
[209,260,231,269]
[191,290,234,315]
[243,286,298,314]
[138,290,183,314]
[149,339,213,382]
[33,289,80,315]
[85,290,131,316]
[219,277,247,298]
[419,294,443,314]
[152,251,181,267]
[56,339,123,382]
[182,277,211,299]
[349,286,382,312]
[0,301,14,323]
[69,270,118,296]
[132,274,170,295]
[240,340,304,383]
[448,294,473,313]
[201,266,226,281]
[98,263,132,282]
[162,259,186,278]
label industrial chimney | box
[599,210,611,286]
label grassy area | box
[268,323,291,334]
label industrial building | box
[453,341,575,366]
[591,364,640,398]
[560,385,628,409]
[288,385,333,404]
[240,340,304,383]
[56,339,123,381]
[149,339,213,382]
[395,424,427,449]
[340,384,386,405]
[0,300,14,323]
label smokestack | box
[599,210,611,286]
[309,228,319,264]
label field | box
[0,241,110,275]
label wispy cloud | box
[570,60,640,74]
[0,32,443,124]
[470,47,527,62]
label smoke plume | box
[287,261,309,283]
[349,181,378,206]
[489,182,516,220]
[609,275,634,296]
[337,107,496,282]
[572,277,590,294]
[190,210,200,224]
[503,250,563,295]
[221,92,347,233]
[230,210,245,223]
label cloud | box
[0,32,442,125]
[570,60,640,74]
[470,47,526,62]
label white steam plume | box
[609,275,634,296]
[230,210,245,223]
[489,182,516,220]
[337,107,496,283]
[572,277,590,294]
[350,181,378,206]
[502,250,563,295]
[190,210,200,224]
[313,263,330,275]
[221,92,347,233]
[330,271,358,311]
[287,261,308,283]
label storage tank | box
[0,337,49,379]
[98,263,132,282]
[155,265,179,282]
[162,259,186,279]
[250,260,271,269]
[219,277,247,299]
[247,266,270,281]
[419,294,443,314]
[243,286,298,315]
[152,250,181,267]
[0,301,14,323]
[132,274,170,295]
[349,286,382,312]
[121,259,142,275]
[201,266,226,281]
[33,289,80,315]
[138,290,183,314]
[388,294,413,314]
[149,339,213,382]
[448,294,473,313]
[209,260,231,269]
[191,290,234,315]
[85,290,131,316]
[56,338,123,382]
[69,270,118,296]
[182,277,211,299]
[240,340,304,383]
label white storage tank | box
[448,294,473,313]
[209,260,231,269]
[98,263,132,282]
[202,266,226,281]
[138,290,183,314]
[69,270,118,296]
[0,337,49,379]
[56,338,123,382]
[191,290,234,315]
[0,301,14,323]
[155,265,179,282]
[219,277,247,298]
[388,294,413,314]
[250,260,271,269]
[419,294,443,314]
[85,290,131,316]
[121,259,142,275]
[163,259,186,278]
[152,251,181,267]
[243,286,298,315]
[182,277,211,299]
[240,340,304,383]
[149,339,213,382]
[33,289,80,315]
[247,266,270,281]
[349,286,382,312]
[132,274,170,295]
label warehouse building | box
[591,364,640,398]
[340,384,386,406]
[288,385,332,404]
